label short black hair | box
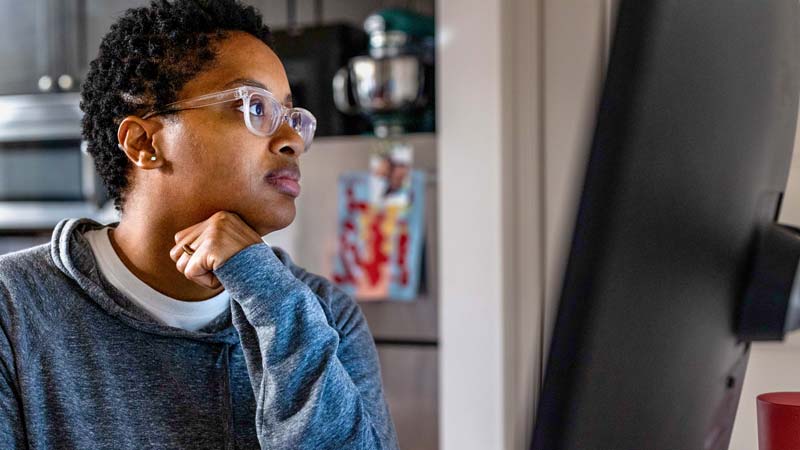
[80,0,274,212]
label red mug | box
[757,392,800,450]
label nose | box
[268,121,305,158]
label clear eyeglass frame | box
[141,85,317,152]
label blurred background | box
[1,1,799,449]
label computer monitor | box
[531,1,800,449]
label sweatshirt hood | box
[50,217,241,344]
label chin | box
[248,204,296,236]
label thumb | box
[196,272,222,290]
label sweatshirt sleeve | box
[213,242,399,450]
[0,316,25,448]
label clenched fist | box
[169,211,264,289]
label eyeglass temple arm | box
[141,88,246,119]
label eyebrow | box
[224,77,293,105]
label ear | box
[116,116,164,169]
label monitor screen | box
[531,1,800,449]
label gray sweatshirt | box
[0,217,399,449]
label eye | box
[249,101,265,116]
[236,100,265,116]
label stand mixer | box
[332,8,435,138]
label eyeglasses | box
[141,85,317,152]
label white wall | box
[437,0,511,447]
[437,0,543,449]
[437,1,616,448]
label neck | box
[108,208,225,302]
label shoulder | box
[0,243,59,355]
[0,243,56,301]
[0,241,82,319]
[0,243,68,299]
[0,242,52,273]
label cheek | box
[183,128,248,182]
[165,121,215,170]
[202,139,268,204]
[170,122,296,229]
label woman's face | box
[147,31,304,236]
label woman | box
[0,1,398,449]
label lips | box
[265,166,301,198]
[266,167,301,181]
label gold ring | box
[182,244,195,256]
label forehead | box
[177,31,291,103]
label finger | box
[174,220,205,245]
[208,211,255,242]
[184,244,219,286]
[172,228,225,290]
[192,272,221,290]
[211,276,222,289]
[170,226,205,262]
[225,211,264,243]
[172,222,208,261]
[175,249,192,274]
[170,240,199,263]
[175,241,217,288]
[178,255,220,290]
[227,211,261,238]
[170,242,185,263]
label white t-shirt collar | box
[82,227,230,331]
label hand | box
[169,211,264,289]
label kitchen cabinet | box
[378,345,438,450]
[0,0,151,96]
[0,0,436,96]
[0,0,57,95]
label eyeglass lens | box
[247,92,316,149]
